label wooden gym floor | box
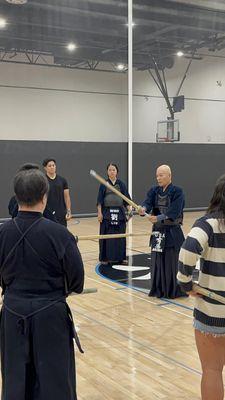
[0,212,218,399]
[66,211,208,400]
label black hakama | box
[1,298,76,400]
[99,216,126,263]
[149,247,185,298]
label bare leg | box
[195,329,225,400]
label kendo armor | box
[103,185,124,207]
[153,192,183,226]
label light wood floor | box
[67,211,206,400]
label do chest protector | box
[104,185,124,207]
[153,192,183,227]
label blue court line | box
[160,298,194,311]
[157,302,172,306]
[95,263,194,312]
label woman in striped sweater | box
[177,174,225,400]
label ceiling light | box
[0,18,6,28]
[177,51,184,57]
[6,0,27,4]
[116,64,126,71]
[126,22,136,27]
[67,42,77,51]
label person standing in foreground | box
[97,163,132,264]
[178,174,225,400]
[43,158,72,226]
[0,168,84,400]
[139,164,185,298]
[8,163,57,222]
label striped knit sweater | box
[177,215,225,327]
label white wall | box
[133,54,225,143]
[1,54,225,144]
[0,62,128,142]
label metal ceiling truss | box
[0,0,225,70]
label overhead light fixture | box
[0,18,7,28]
[6,0,27,4]
[177,51,184,57]
[126,22,136,27]
[116,64,126,71]
[67,42,77,51]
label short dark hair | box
[14,169,49,206]
[42,158,56,167]
[107,163,119,173]
[18,163,40,171]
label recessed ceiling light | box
[67,43,76,51]
[6,0,27,4]
[177,51,184,57]
[0,18,7,28]
[116,64,126,71]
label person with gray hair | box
[8,163,57,221]
[139,164,185,298]
[0,168,84,400]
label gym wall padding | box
[0,140,223,217]
[133,143,224,209]
[0,140,128,217]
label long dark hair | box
[207,174,225,224]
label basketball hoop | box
[157,137,173,143]
[156,119,180,143]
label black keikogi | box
[0,211,84,400]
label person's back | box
[0,168,84,400]
[178,174,225,400]
[0,214,83,298]
[179,213,225,326]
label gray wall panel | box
[133,143,225,208]
[0,141,128,218]
[0,141,224,218]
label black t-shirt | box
[46,175,69,224]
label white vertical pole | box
[128,0,133,198]
[127,0,133,280]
